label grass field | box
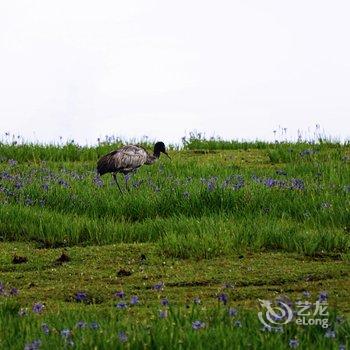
[0,136,349,349]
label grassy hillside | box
[0,138,349,349]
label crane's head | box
[154,141,171,159]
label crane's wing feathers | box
[97,145,149,175]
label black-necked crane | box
[97,141,170,193]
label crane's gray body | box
[97,145,157,176]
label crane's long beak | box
[164,152,171,160]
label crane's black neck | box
[153,142,165,158]
[153,151,160,158]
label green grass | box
[0,243,349,349]
[1,300,349,350]
[0,138,349,349]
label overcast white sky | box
[0,0,349,144]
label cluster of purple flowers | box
[291,178,305,190]
[252,175,305,191]
[93,175,104,188]
[114,290,140,309]
[24,339,41,350]
[8,159,18,166]
[17,288,344,349]
[0,282,18,297]
[300,149,317,157]
[221,175,245,190]
[199,174,247,192]
[201,177,217,191]
[60,328,75,347]
[57,179,69,188]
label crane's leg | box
[112,173,123,194]
[124,173,131,192]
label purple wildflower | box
[300,149,314,157]
[76,321,86,329]
[192,320,205,330]
[0,171,12,180]
[159,310,168,319]
[161,298,169,306]
[318,291,328,302]
[336,316,344,324]
[116,301,127,309]
[325,329,336,338]
[32,303,44,314]
[207,180,215,191]
[24,339,41,350]
[41,324,50,335]
[90,322,99,330]
[10,287,19,296]
[75,291,87,302]
[132,180,143,189]
[93,175,103,188]
[25,198,34,206]
[8,159,17,166]
[118,331,128,343]
[115,291,125,298]
[153,282,164,291]
[228,307,237,317]
[58,179,69,188]
[265,178,277,188]
[130,296,139,305]
[289,339,299,348]
[233,175,245,190]
[218,293,228,305]
[61,329,71,338]
[291,178,305,190]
